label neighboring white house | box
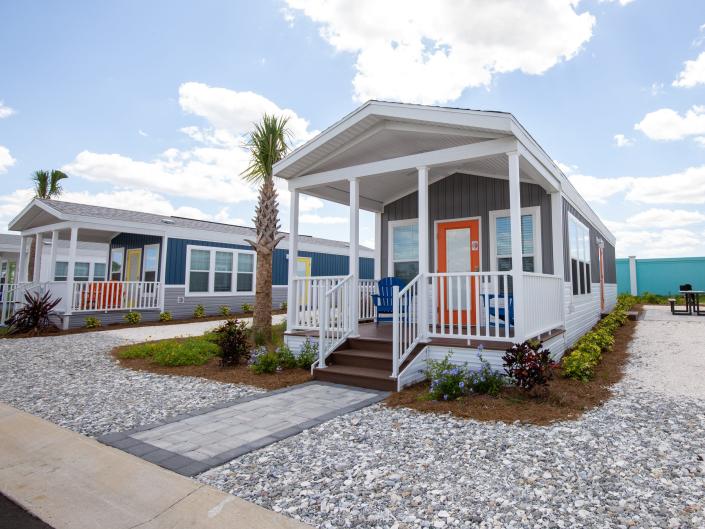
[277,100,617,391]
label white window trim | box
[387,218,419,278]
[567,212,592,298]
[489,206,542,273]
[142,243,160,282]
[110,247,124,281]
[185,244,256,297]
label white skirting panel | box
[284,334,317,356]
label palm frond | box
[49,170,68,197]
[32,169,68,199]
[241,114,291,184]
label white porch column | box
[286,188,299,330]
[33,233,43,282]
[159,235,168,310]
[508,152,525,341]
[17,236,27,283]
[629,256,637,296]
[49,230,59,283]
[373,212,382,281]
[349,177,360,336]
[417,166,430,340]
[65,226,78,316]
[550,191,564,279]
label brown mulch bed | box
[1,310,286,339]
[385,315,638,425]
[113,349,311,391]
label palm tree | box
[242,114,290,337]
[27,170,68,280]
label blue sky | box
[1,0,704,257]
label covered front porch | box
[279,102,567,386]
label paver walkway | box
[99,382,387,476]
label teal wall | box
[617,257,705,295]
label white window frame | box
[568,213,592,297]
[110,247,124,281]
[142,243,160,282]
[489,206,542,273]
[387,218,419,279]
[92,262,107,281]
[185,244,256,297]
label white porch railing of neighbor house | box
[318,274,354,368]
[522,272,564,338]
[69,281,162,312]
[358,279,376,320]
[392,274,422,377]
[0,282,43,324]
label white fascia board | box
[8,199,64,231]
[274,101,514,178]
[290,137,518,191]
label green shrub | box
[297,339,318,369]
[468,349,505,396]
[219,305,231,317]
[159,311,172,322]
[276,345,298,369]
[84,316,101,329]
[427,353,467,401]
[124,312,141,325]
[242,303,254,313]
[252,328,268,346]
[280,301,287,311]
[118,341,162,359]
[213,319,250,366]
[251,351,280,374]
[193,304,205,319]
[118,336,218,366]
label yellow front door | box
[296,257,312,303]
[125,249,142,282]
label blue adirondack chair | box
[371,277,407,325]
[481,293,514,329]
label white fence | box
[522,272,563,338]
[392,274,422,376]
[359,279,376,320]
[70,281,162,312]
[318,275,354,369]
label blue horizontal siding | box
[166,237,374,285]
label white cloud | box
[284,0,595,104]
[649,82,664,96]
[138,129,149,137]
[611,227,702,258]
[568,173,633,203]
[300,213,347,224]
[694,136,705,147]
[599,0,635,5]
[613,133,634,147]
[635,105,705,141]
[0,101,14,119]
[178,82,315,142]
[625,208,705,228]
[0,145,16,173]
[673,51,705,88]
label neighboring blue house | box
[617,256,705,296]
[6,199,374,328]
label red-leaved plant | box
[502,340,555,394]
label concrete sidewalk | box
[0,403,310,529]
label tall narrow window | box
[569,214,591,296]
[491,208,541,272]
[236,253,254,292]
[215,251,233,292]
[93,263,106,281]
[54,261,68,282]
[74,262,90,282]
[110,248,124,281]
[188,249,210,293]
[389,220,419,283]
[143,245,159,282]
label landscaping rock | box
[0,333,263,437]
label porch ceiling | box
[299,152,547,212]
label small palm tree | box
[27,170,68,280]
[242,114,290,337]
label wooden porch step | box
[347,337,393,352]
[313,364,396,391]
[331,348,392,370]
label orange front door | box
[437,219,481,325]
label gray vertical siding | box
[382,172,553,275]
[562,199,617,284]
[110,233,163,281]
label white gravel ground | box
[0,333,263,437]
[198,308,705,529]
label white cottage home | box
[279,101,617,391]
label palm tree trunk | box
[254,251,273,336]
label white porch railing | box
[70,281,162,312]
[522,272,563,338]
[392,274,422,377]
[0,282,43,324]
[317,274,354,368]
[427,271,515,341]
[359,279,376,320]
[291,275,347,330]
